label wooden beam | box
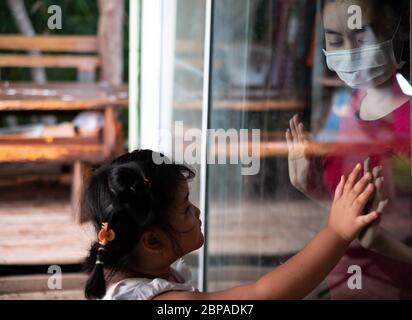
[0,137,99,144]
[0,55,100,72]
[174,98,306,111]
[0,273,87,294]
[208,141,393,158]
[0,99,128,111]
[0,144,105,162]
[0,35,98,52]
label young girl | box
[83,149,378,300]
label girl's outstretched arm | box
[154,164,379,300]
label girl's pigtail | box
[84,245,107,299]
[84,222,115,299]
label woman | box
[287,0,412,299]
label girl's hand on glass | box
[286,114,310,192]
[358,158,389,248]
[328,163,380,243]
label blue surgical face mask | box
[323,21,405,89]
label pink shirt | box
[323,89,412,299]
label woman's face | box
[323,0,405,88]
[323,0,397,52]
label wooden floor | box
[0,273,87,300]
[0,178,94,299]
[0,182,95,266]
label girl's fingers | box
[334,175,345,199]
[356,211,380,229]
[349,172,372,201]
[343,163,362,193]
[353,183,375,211]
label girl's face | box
[168,179,204,256]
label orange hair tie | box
[98,222,116,246]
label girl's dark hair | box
[83,149,195,299]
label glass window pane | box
[159,0,206,286]
[205,0,412,300]
[313,0,412,299]
[206,0,324,295]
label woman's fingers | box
[372,165,382,180]
[343,163,362,193]
[374,176,384,198]
[363,158,371,174]
[356,211,380,229]
[298,123,306,141]
[289,118,298,142]
[294,115,306,142]
[376,198,389,213]
[292,114,300,128]
[286,129,293,150]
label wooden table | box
[0,81,128,163]
[0,82,128,223]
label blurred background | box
[0,0,411,300]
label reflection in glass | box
[205,0,324,296]
[204,0,412,299]
[309,0,412,299]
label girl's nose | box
[195,206,201,218]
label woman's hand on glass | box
[286,114,310,192]
[357,158,389,248]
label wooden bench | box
[0,35,128,223]
[0,35,100,82]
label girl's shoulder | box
[102,259,197,300]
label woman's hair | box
[83,149,195,299]
[320,0,410,19]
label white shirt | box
[102,259,198,300]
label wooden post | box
[98,0,124,86]
[71,160,88,224]
[103,106,117,158]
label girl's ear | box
[141,230,165,253]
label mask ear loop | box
[391,18,407,69]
